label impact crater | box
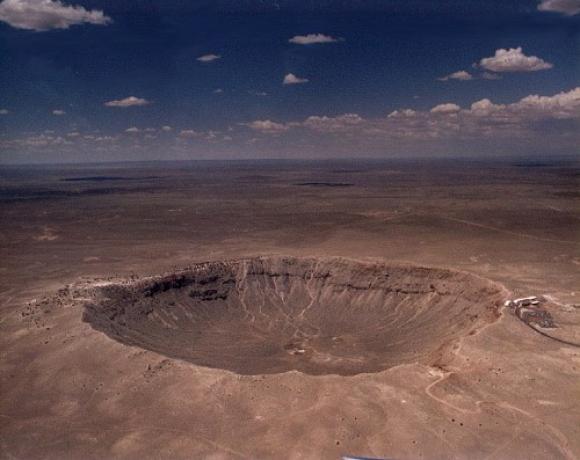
[83,256,505,375]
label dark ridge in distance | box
[296,182,355,187]
[554,191,580,198]
[0,187,153,202]
[61,176,161,182]
[234,175,275,182]
[513,162,553,168]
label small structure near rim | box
[504,296,539,308]
[343,456,389,460]
[505,296,556,329]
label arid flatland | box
[1,159,579,459]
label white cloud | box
[6,89,579,157]
[246,120,289,134]
[0,0,111,31]
[388,109,416,118]
[0,109,8,115]
[213,88,224,94]
[2,133,72,148]
[161,125,172,132]
[538,0,580,15]
[302,88,580,138]
[125,127,140,133]
[52,109,65,115]
[431,103,461,114]
[288,33,341,45]
[179,129,200,137]
[197,54,221,63]
[301,113,363,132]
[104,96,150,108]
[468,99,507,117]
[283,73,309,85]
[94,135,115,142]
[479,47,553,73]
[438,70,473,81]
[510,87,580,119]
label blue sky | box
[0,0,579,163]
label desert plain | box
[1,158,579,459]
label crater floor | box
[83,256,505,375]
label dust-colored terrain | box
[1,159,579,459]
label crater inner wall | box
[83,256,505,376]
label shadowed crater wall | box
[83,257,505,376]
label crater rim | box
[82,255,507,377]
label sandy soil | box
[1,159,579,459]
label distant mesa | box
[61,176,160,182]
[513,162,552,168]
[296,182,354,187]
[83,256,506,376]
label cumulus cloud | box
[438,70,473,81]
[288,33,341,45]
[431,103,461,114]
[179,129,200,137]
[94,135,115,142]
[197,54,221,62]
[301,113,363,133]
[510,87,580,119]
[161,125,172,132]
[205,130,219,141]
[478,47,553,73]
[388,109,417,118]
[246,120,289,134]
[104,96,150,108]
[538,0,580,15]
[125,127,140,133]
[241,88,580,147]
[1,133,72,148]
[283,73,309,85]
[468,98,505,117]
[0,0,111,31]
[0,109,9,115]
[52,109,65,115]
